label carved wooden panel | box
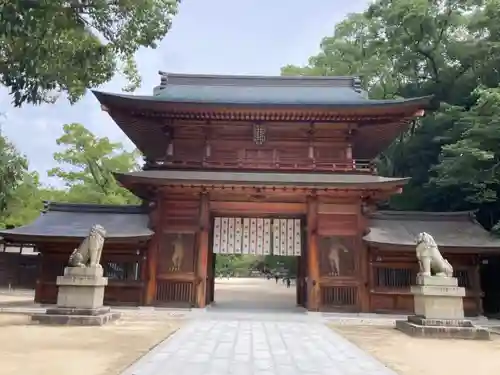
[157,233,196,275]
[318,236,356,277]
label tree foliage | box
[282,0,500,230]
[48,122,141,204]
[0,132,28,217]
[0,0,180,107]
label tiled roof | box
[0,202,153,242]
[93,73,431,107]
[364,211,500,249]
[114,170,410,188]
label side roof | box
[0,202,153,243]
[364,211,500,250]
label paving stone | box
[120,314,398,375]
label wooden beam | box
[306,194,320,311]
[210,201,306,215]
[196,192,210,308]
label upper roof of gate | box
[93,72,432,161]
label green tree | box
[281,0,500,222]
[432,87,500,230]
[0,132,28,217]
[0,171,65,228]
[48,122,141,204]
[1,0,180,107]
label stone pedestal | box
[396,275,490,340]
[32,267,120,326]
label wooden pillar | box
[473,256,483,316]
[295,256,301,306]
[196,192,210,308]
[359,202,370,312]
[34,252,44,303]
[144,198,163,305]
[307,194,320,311]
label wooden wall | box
[367,246,482,316]
[146,192,201,307]
[35,242,147,306]
[155,121,364,171]
[0,251,39,289]
[315,200,365,312]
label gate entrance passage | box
[205,217,307,311]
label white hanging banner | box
[212,217,301,255]
[213,217,221,253]
[263,219,271,255]
[279,219,287,256]
[293,219,302,256]
[234,218,242,254]
[249,218,257,255]
[272,219,280,255]
[242,218,250,254]
[227,217,235,254]
[220,217,228,254]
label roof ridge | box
[156,71,361,89]
[43,201,147,214]
[373,210,476,221]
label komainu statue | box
[68,224,107,268]
[415,232,453,277]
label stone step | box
[395,320,491,340]
[31,312,120,326]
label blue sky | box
[0,0,370,186]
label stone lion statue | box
[415,232,453,277]
[68,224,107,268]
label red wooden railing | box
[145,158,376,173]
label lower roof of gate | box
[1,203,499,252]
[114,170,409,188]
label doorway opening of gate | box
[206,216,307,312]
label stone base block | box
[412,276,466,320]
[56,267,108,310]
[46,307,111,316]
[396,316,491,340]
[32,310,120,326]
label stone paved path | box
[121,315,397,375]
